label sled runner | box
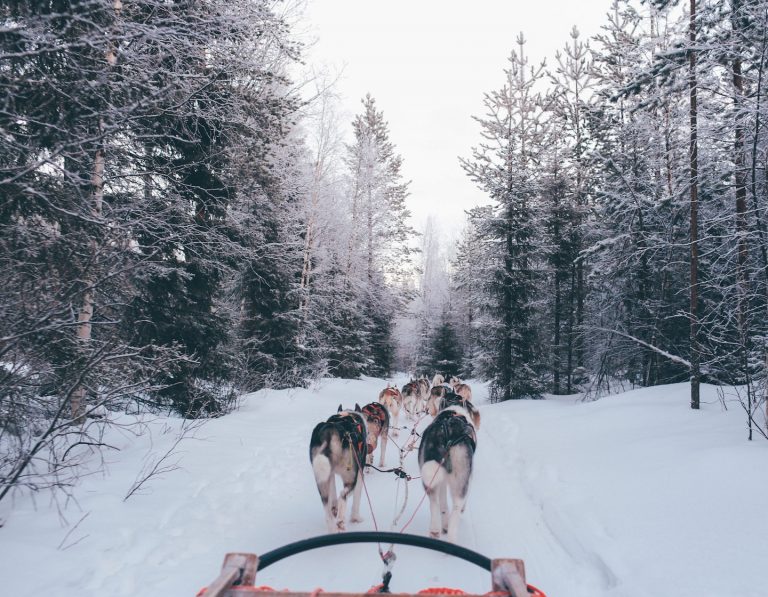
[197,531,546,597]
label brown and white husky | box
[361,401,390,468]
[378,385,402,435]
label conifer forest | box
[2,0,768,503]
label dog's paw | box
[429,530,440,539]
[336,521,346,532]
[350,515,364,523]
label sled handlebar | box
[257,531,492,571]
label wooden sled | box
[198,531,546,597]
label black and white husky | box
[427,387,471,417]
[309,405,368,533]
[418,403,481,543]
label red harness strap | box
[328,413,366,457]
[363,402,387,425]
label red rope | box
[400,413,426,455]
[353,414,444,568]
[397,456,444,534]
[387,432,405,452]
[352,446,381,533]
[350,440,391,564]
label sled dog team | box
[309,374,480,543]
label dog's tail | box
[310,423,336,484]
[420,459,446,491]
[312,448,332,485]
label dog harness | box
[362,402,388,427]
[327,412,367,460]
[433,409,477,452]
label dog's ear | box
[354,403,361,412]
[337,404,343,413]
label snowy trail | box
[473,410,611,597]
[256,388,597,595]
[1,378,767,597]
[460,385,624,597]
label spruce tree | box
[343,95,417,377]
[461,35,547,400]
[426,314,464,378]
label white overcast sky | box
[298,0,613,233]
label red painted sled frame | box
[198,532,545,597]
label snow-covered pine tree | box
[311,253,372,378]
[408,216,452,375]
[421,310,464,378]
[0,0,306,500]
[225,12,316,393]
[343,94,417,376]
[452,208,496,380]
[688,0,768,430]
[0,0,137,500]
[292,88,373,380]
[121,0,303,413]
[461,34,547,401]
[583,1,694,393]
[545,26,597,393]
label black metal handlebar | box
[256,531,492,571]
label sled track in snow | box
[476,412,621,595]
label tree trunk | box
[566,264,576,394]
[574,47,585,372]
[300,176,319,311]
[71,0,122,421]
[732,0,751,438]
[689,0,701,410]
[503,217,515,402]
[554,272,562,395]
[71,141,104,422]
[750,20,768,433]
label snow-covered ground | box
[1,377,766,597]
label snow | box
[1,377,766,597]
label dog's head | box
[338,403,363,413]
[431,386,447,398]
[454,383,472,402]
[438,392,480,430]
